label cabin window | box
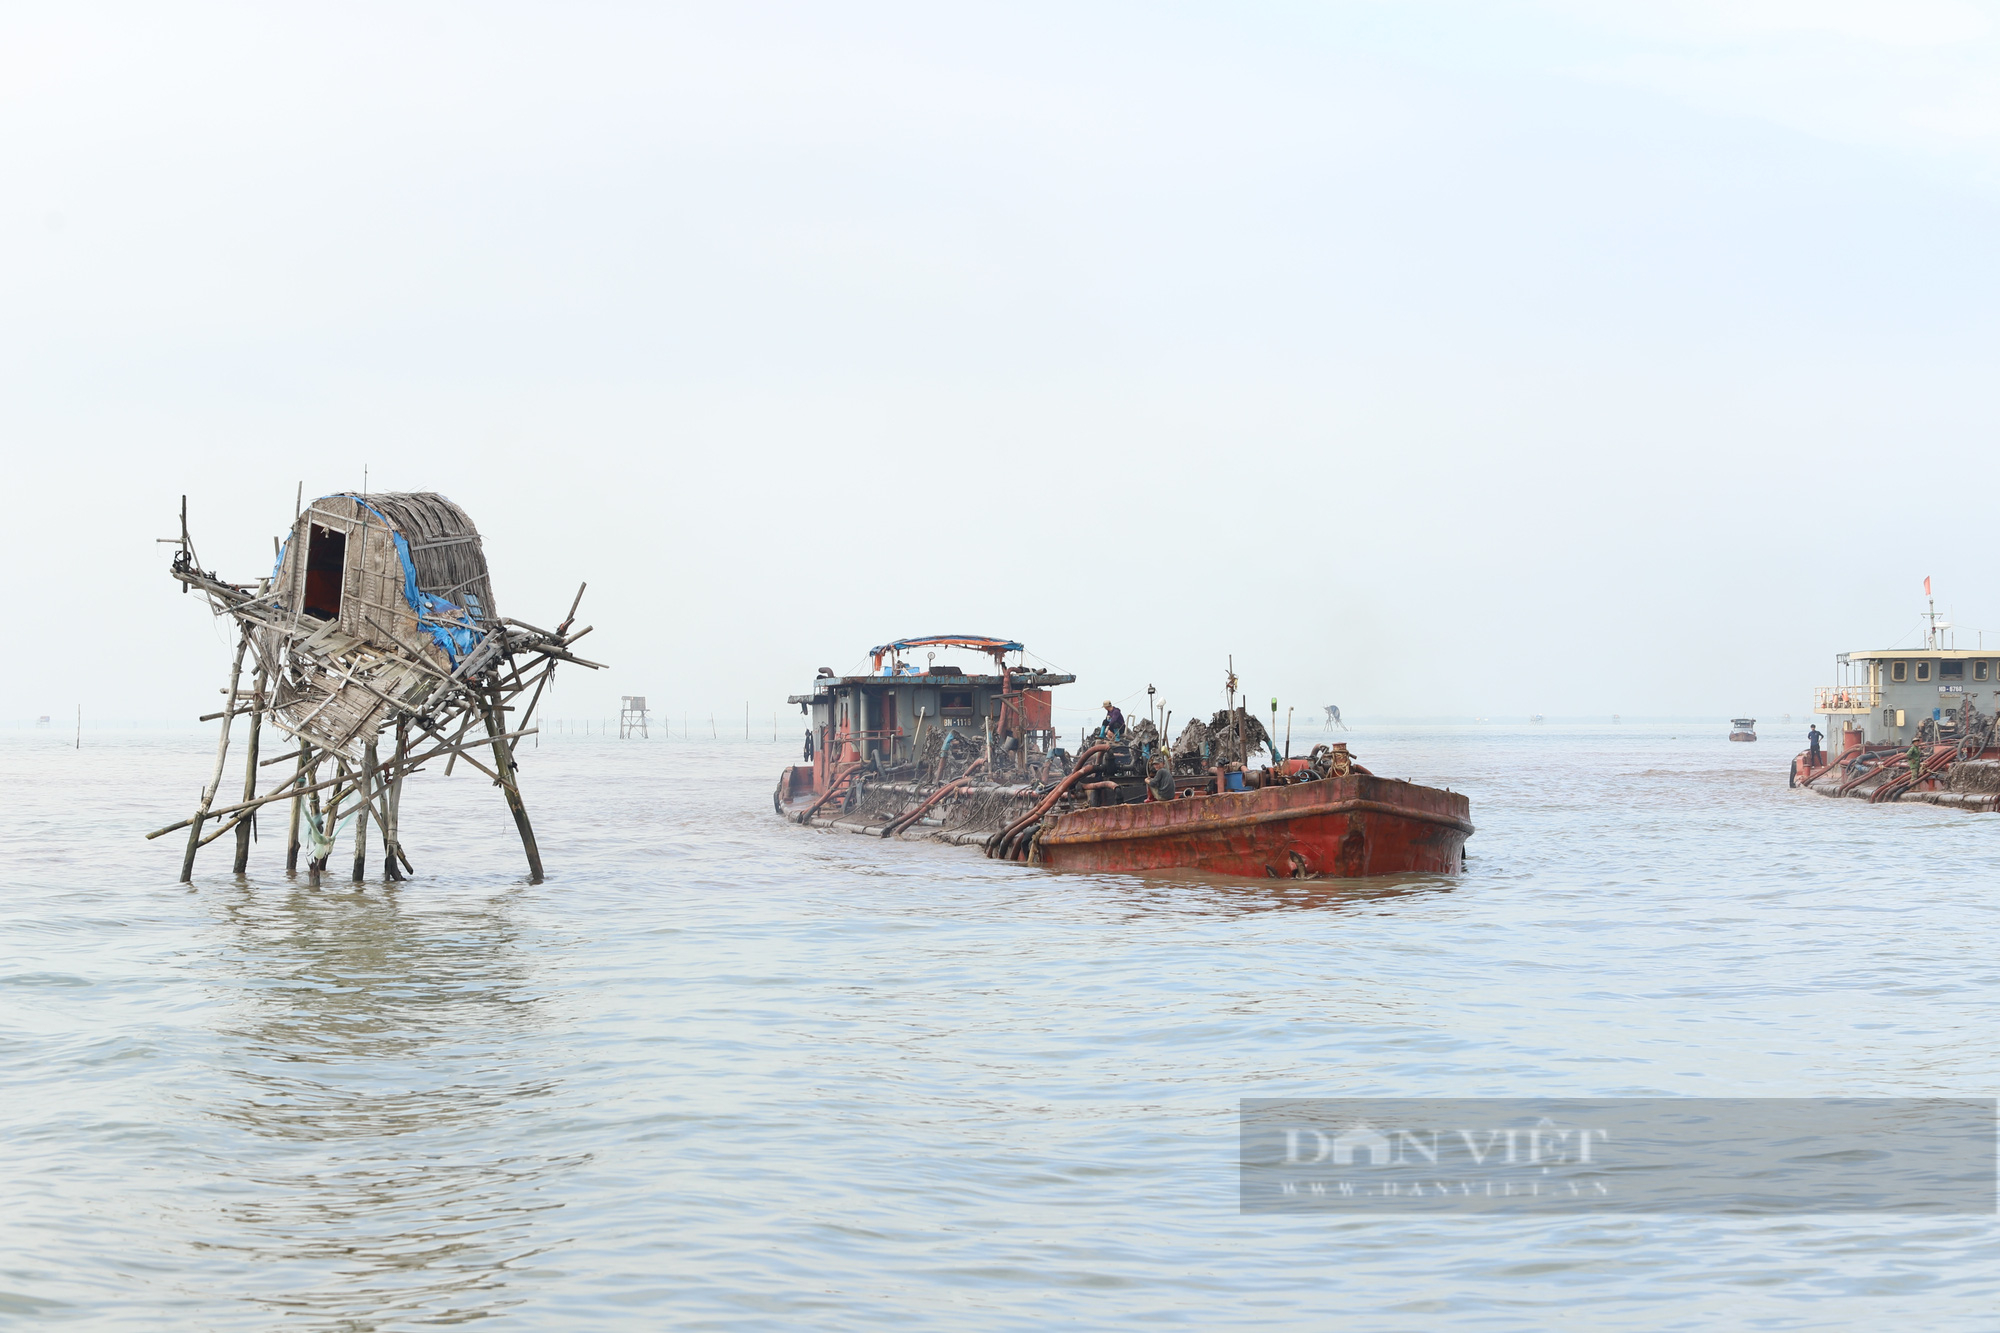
[1916,661,1931,682]
[1978,662,1990,682]
[303,524,347,621]
[1940,660,1964,679]
[940,689,974,718]
[1890,661,1907,682]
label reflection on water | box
[176,885,577,1330]
[1089,867,1457,917]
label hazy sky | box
[7,1,2000,728]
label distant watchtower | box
[620,695,650,739]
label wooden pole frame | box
[163,505,598,885]
[286,743,311,872]
[233,668,266,874]
[481,685,544,884]
[182,627,251,883]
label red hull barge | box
[777,634,1474,881]
[1033,772,1471,878]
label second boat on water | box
[774,634,1472,879]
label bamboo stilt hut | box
[153,491,603,884]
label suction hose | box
[987,744,1110,860]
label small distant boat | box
[1729,718,1757,742]
[1529,714,1545,724]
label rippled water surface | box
[3,725,1995,1329]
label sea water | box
[2,725,1994,1330]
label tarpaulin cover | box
[390,531,483,662]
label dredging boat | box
[1793,596,2000,811]
[774,635,1473,878]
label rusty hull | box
[1034,772,1471,879]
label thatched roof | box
[344,491,498,623]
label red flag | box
[1925,576,1932,596]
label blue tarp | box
[388,530,483,663]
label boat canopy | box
[869,635,1023,674]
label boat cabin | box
[1816,648,2000,748]
[784,635,1074,798]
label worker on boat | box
[1102,700,1126,739]
[1147,756,1174,802]
[1806,725,1822,767]
[1906,738,1925,783]
[803,728,815,761]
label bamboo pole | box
[304,754,323,885]
[309,759,337,888]
[481,687,544,883]
[233,669,266,874]
[144,726,541,840]
[352,742,376,882]
[505,663,557,763]
[385,721,411,879]
[182,628,251,883]
[285,743,310,871]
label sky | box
[6,0,2000,729]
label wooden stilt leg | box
[482,689,544,884]
[312,762,339,888]
[383,723,407,881]
[286,743,311,872]
[233,669,266,875]
[182,630,251,884]
[352,744,375,883]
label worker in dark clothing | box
[1102,700,1126,739]
[1906,738,1925,783]
[1806,725,1822,766]
[1148,756,1175,802]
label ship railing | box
[834,727,905,757]
[1814,685,1880,714]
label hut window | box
[1916,661,1931,682]
[1978,662,1990,682]
[303,525,347,621]
[1891,662,1907,682]
[1940,660,1964,679]
[940,689,973,717]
